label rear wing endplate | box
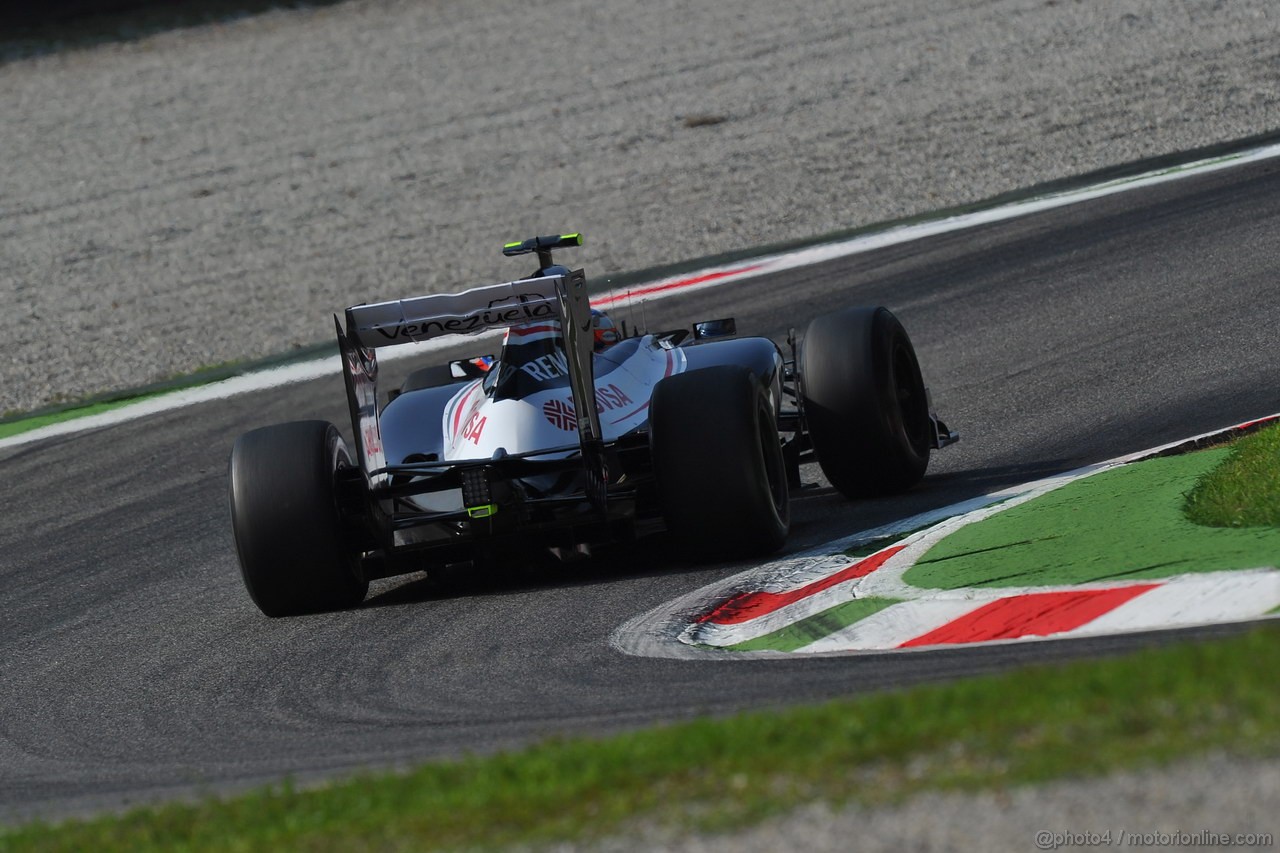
[338,272,605,504]
[336,318,389,489]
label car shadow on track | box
[783,456,1081,548]
[357,456,1079,612]
[359,535,705,611]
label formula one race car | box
[228,234,958,616]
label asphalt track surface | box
[3,158,1280,822]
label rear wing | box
[337,271,606,504]
[346,275,567,348]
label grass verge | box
[905,444,1280,589]
[1185,422,1280,528]
[3,625,1278,852]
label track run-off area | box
[3,150,1280,822]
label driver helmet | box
[592,309,621,352]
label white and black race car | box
[228,234,957,616]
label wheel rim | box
[327,433,366,585]
[890,339,931,453]
[758,403,788,521]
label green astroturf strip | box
[0,396,164,439]
[729,597,902,652]
[904,447,1280,590]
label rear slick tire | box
[400,364,458,394]
[650,365,789,557]
[228,420,369,617]
[800,306,932,499]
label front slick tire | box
[228,420,368,617]
[650,365,789,557]
[801,306,932,499]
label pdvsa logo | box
[541,384,635,431]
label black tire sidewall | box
[228,420,368,616]
[650,365,789,556]
[801,306,930,498]
[401,364,460,394]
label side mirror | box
[449,355,495,379]
[693,318,737,340]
